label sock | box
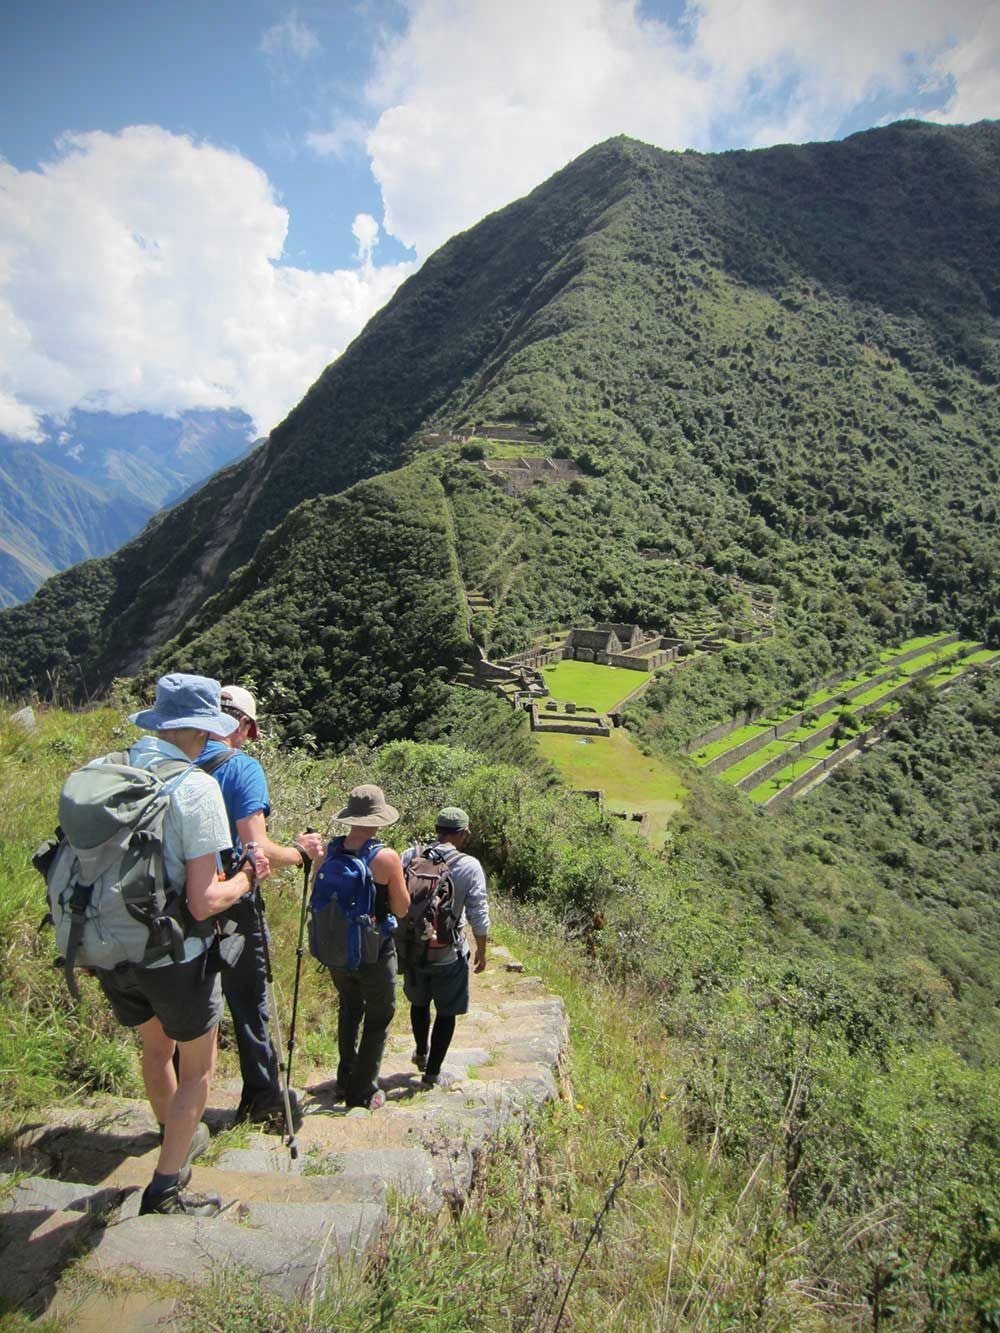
[148,1170,180,1197]
[410,1004,431,1056]
[425,1014,456,1080]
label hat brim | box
[333,804,400,828]
[129,708,238,737]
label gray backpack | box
[34,750,204,997]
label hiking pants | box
[329,947,397,1106]
[221,897,280,1108]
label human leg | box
[424,1014,457,1081]
[137,1015,178,1125]
[157,1025,217,1174]
[346,951,397,1106]
[403,962,431,1069]
[410,1002,431,1068]
[223,904,281,1111]
[331,968,363,1092]
[418,957,469,1085]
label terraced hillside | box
[688,634,998,809]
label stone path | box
[0,945,567,1326]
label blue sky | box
[1,0,996,443]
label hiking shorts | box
[96,953,223,1043]
[403,954,470,1016]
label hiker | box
[90,674,270,1216]
[199,685,324,1127]
[401,807,489,1089]
[310,785,409,1110]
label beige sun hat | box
[334,784,400,828]
[220,684,259,739]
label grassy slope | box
[6,681,1000,1326]
[533,726,685,845]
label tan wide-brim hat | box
[334,784,400,828]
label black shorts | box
[403,954,470,1016]
[96,952,223,1043]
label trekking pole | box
[243,843,300,1161]
[285,827,316,1093]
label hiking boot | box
[347,1089,386,1111]
[236,1089,302,1129]
[411,1048,428,1072]
[420,1071,460,1091]
[248,1088,303,1131]
[139,1182,222,1217]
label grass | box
[534,728,685,847]
[540,659,651,713]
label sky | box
[0,0,997,445]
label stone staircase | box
[0,946,567,1324]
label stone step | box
[1,943,567,1320]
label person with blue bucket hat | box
[93,673,272,1215]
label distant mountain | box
[0,409,255,606]
[0,446,152,608]
[1,120,998,739]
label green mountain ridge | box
[1,121,998,726]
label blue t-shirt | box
[197,740,271,855]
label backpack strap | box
[197,749,238,777]
[62,878,93,1001]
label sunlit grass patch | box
[534,728,685,845]
[540,659,651,713]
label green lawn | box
[541,659,651,713]
[534,728,685,847]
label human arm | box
[472,934,488,973]
[185,846,270,921]
[371,846,409,917]
[235,811,324,869]
[459,857,490,972]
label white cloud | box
[926,6,1000,123]
[358,0,1000,257]
[352,213,380,265]
[0,127,414,440]
[259,10,321,62]
[306,118,370,160]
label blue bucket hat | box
[129,673,238,737]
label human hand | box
[247,844,271,883]
[473,943,487,974]
[295,831,325,863]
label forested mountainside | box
[1,119,998,719]
[0,409,255,608]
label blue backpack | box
[308,837,396,969]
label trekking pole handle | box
[234,841,261,888]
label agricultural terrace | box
[692,633,962,766]
[540,659,651,713]
[534,728,685,847]
[730,642,996,805]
